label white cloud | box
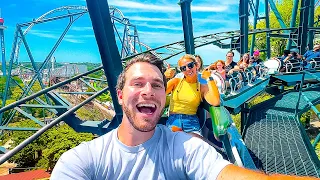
[138,31,183,46]
[129,16,233,24]
[191,6,227,12]
[71,26,93,31]
[64,38,84,43]
[29,30,88,44]
[108,0,227,12]
[129,16,180,22]
[136,23,182,31]
[29,30,59,39]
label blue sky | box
[1,0,240,66]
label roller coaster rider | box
[224,51,237,74]
[303,45,320,69]
[164,54,220,138]
[172,54,207,84]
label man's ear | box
[117,89,123,105]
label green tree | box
[250,0,320,58]
[8,120,94,170]
[36,124,94,170]
[9,120,43,168]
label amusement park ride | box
[0,0,320,177]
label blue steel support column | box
[0,17,5,76]
[308,0,315,49]
[85,0,123,125]
[298,0,310,55]
[0,28,18,125]
[268,0,287,29]
[179,0,195,55]
[17,27,51,105]
[265,0,271,58]
[287,0,300,49]
[250,0,259,55]
[239,0,249,55]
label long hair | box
[194,54,203,71]
[238,53,250,66]
[209,60,225,70]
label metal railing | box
[295,70,320,148]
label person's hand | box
[164,68,176,79]
[201,68,211,80]
[297,53,302,59]
[228,69,234,75]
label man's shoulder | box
[64,129,116,157]
[86,129,116,149]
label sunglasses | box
[180,62,196,72]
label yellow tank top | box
[169,79,201,115]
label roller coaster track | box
[122,27,320,63]
[0,5,158,131]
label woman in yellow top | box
[165,54,220,136]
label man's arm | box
[283,54,292,62]
[217,164,319,180]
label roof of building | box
[0,169,50,180]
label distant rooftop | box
[0,169,50,180]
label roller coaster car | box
[226,67,261,94]
[264,59,281,74]
[244,66,258,85]
[285,58,303,72]
[264,58,303,73]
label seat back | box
[227,71,243,94]
[310,57,320,70]
[285,59,302,72]
[264,59,281,74]
[211,71,227,94]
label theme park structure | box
[0,0,320,177]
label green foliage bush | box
[7,120,94,170]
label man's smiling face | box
[117,62,166,132]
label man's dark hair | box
[226,51,234,56]
[283,50,290,56]
[116,53,167,91]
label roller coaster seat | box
[264,59,281,74]
[284,58,303,72]
[210,71,226,94]
[310,57,320,70]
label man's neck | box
[117,117,155,146]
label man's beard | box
[123,103,164,132]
